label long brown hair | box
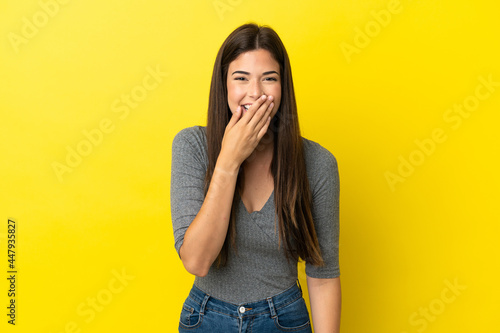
[205,23,324,267]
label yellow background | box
[1,0,499,332]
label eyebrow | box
[231,70,279,76]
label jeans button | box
[239,306,246,314]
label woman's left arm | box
[307,275,341,333]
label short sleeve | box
[305,145,340,278]
[170,126,208,257]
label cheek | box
[273,87,282,108]
[273,83,281,98]
[227,85,242,103]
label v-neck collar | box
[239,189,274,215]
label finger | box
[250,96,273,129]
[241,94,268,123]
[257,116,272,139]
[248,95,273,128]
[255,101,274,130]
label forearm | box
[179,153,240,277]
[307,276,341,333]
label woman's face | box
[226,49,281,119]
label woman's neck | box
[243,131,274,167]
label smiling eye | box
[265,77,278,81]
[234,77,246,81]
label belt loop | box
[200,294,210,315]
[266,297,277,318]
[297,279,302,293]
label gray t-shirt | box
[171,125,340,304]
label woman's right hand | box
[220,94,275,167]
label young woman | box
[171,23,341,332]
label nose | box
[248,79,264,99]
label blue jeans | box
[178,281,312,332]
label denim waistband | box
[187,281,303,319]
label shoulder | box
[172,125,207,151]
[301,136,339,195]
[171,126,208,166]
[301,136,338,174]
